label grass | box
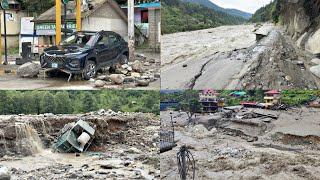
[7,47,19,56]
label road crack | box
[188,52,219,89]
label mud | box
[160,108,320,179]
[0,111,160,179]
[0,50,160,90]
[161,24,320,90]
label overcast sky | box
[210,0,273,14]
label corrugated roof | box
[33,0,127,23]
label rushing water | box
[0,129,8,154]
[15,122,43,155]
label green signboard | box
[35,22,76,30]
[1,0,9,10]
[62,0,69,4]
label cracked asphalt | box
[161,24,320,90]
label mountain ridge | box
[181,0,252,19]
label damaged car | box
[40,31,129,80]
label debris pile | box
[94,53,160,88]
[161,108,320,179]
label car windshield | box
[60,33,97,47]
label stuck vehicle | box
[40,31,129,80]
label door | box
[95,33,113,66]
[107,33,121,61]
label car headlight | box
[69,59,80,68]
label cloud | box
[210,0,272,14]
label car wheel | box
[83,60,97,80]
[119,54,128,65]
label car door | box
[107,33,121,61]
[95,33,113,66]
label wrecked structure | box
[160,106,320,179]
[0,110,160,179]
[53,120,95,153]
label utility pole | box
[128,0,135,62]
[2,8,7,65]
[76,0,81,31]
[1,0,9,65]
[55,0,62,44]
[0,14,2,65]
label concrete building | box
[32,0,130,53]
[0,0,28,48]
[122,2,161,50]
[199,89,224,113]
[264,90,281,107]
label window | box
[109,34,118,44]
[96,35,109,47]
[141,10,148,23]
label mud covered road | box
[160,108,320,179]
[161,24,320,90]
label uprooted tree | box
[180,90,202,125]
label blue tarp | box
[122,2,161,9]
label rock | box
[127,67,133,71]
[121,64,129,69]
[131,72,141,78]
[285,75,292,81]
[132,60,143,72]
[127,147,142,154]
[97,75,109,81]
[141,75,149,79]
[148,59,156,63]
[136,53,146,60]
[136,79,149,87]
[100,159,124,169]
[89,78,95,82]
[109,74,125,84]
[94,80,106,87]
[124,76,135,84]
[120,70,129,75]
[311,58,320,65]
[310,65,320,78]
[182,64,188,68]
[17,62,41,78]
[0,166,11,180]
[144,62,150,66]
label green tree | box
[81,92,97,113]
[40,92,56,113]
[55,91,72,114]
[180,90,202,124]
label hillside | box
[181,0,252,19]
[250,0,279,23]
[162,0,247,34]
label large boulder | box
[94,80,106,88]
[132,60,143,73]
[17,62,41,78]
[109,74,125,84]
[136,79,149,87]
[0,166,11,180]
[310,65,320,78]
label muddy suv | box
[40,31,129,80]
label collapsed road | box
[160,107,320,179]
[0,110,160,179]
[161,24,320,90]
